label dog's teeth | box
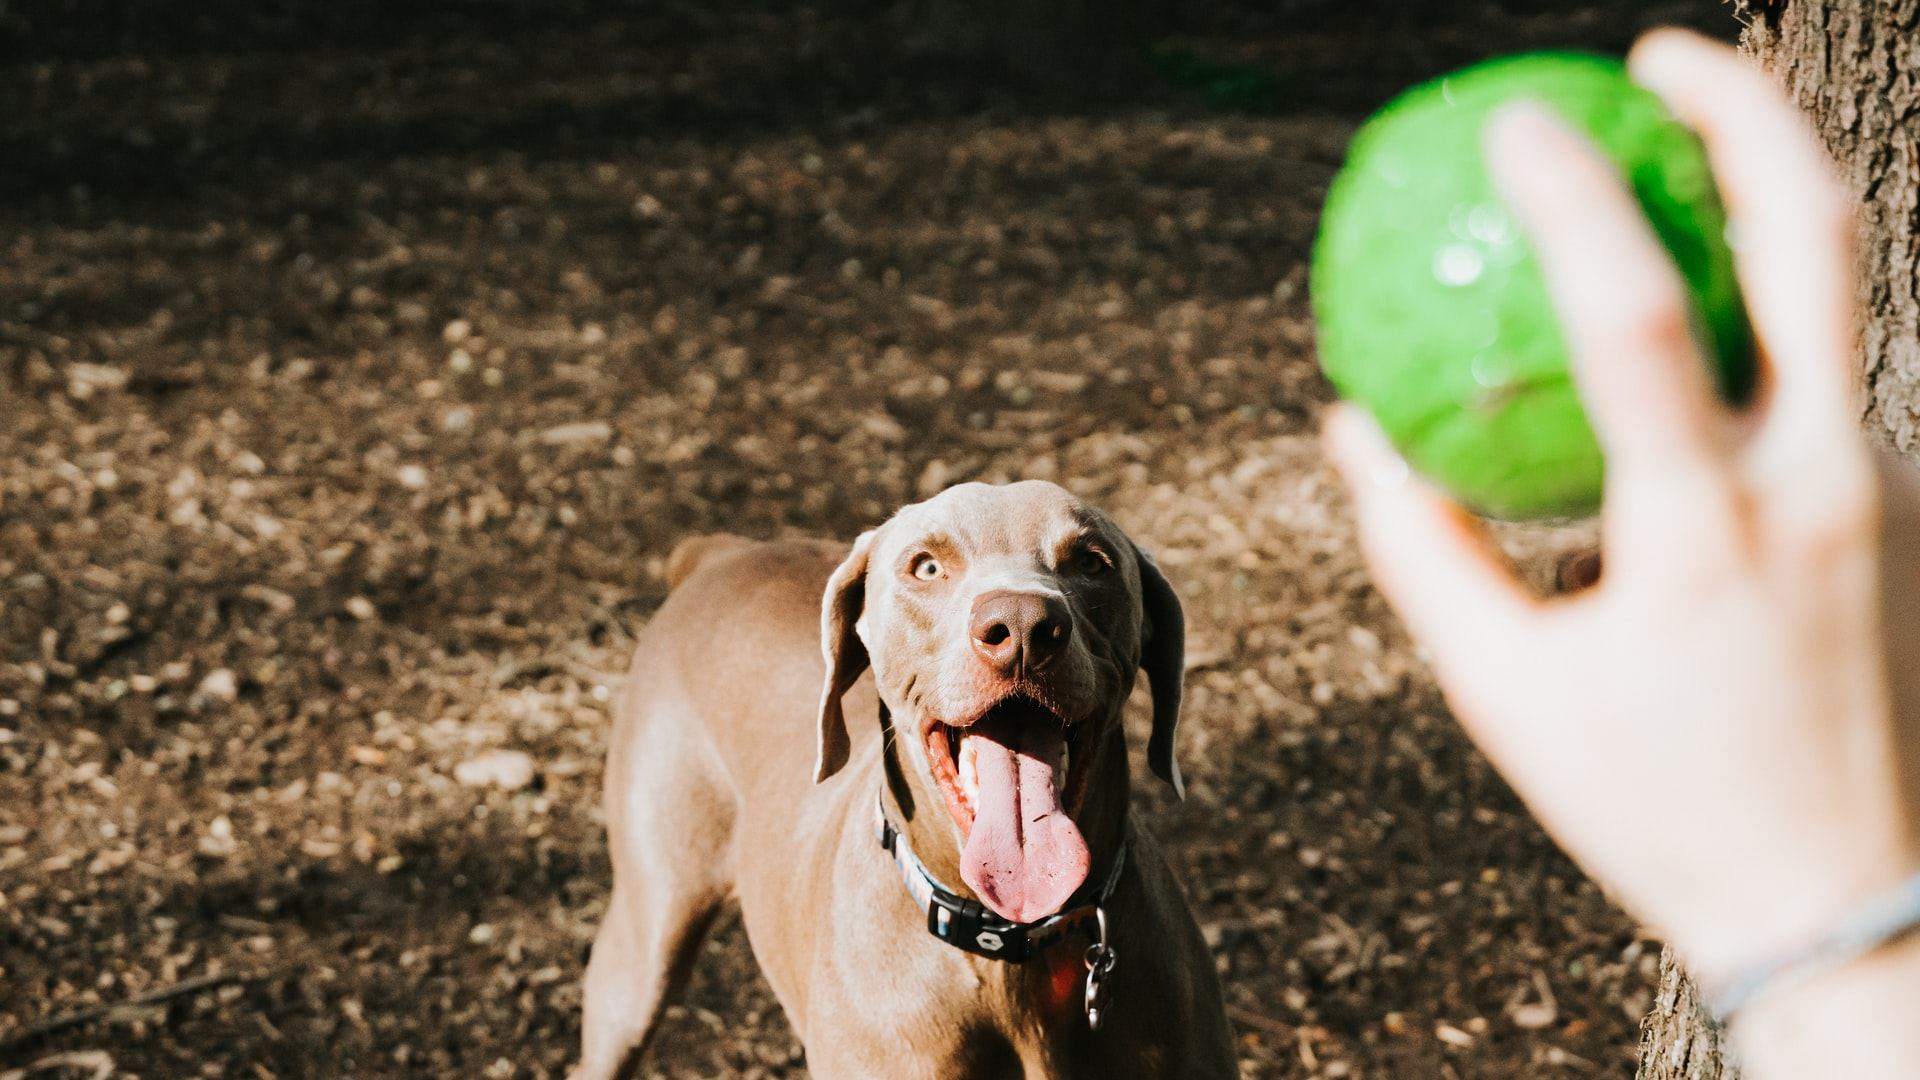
[958,735,979,806]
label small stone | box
[198,816,238,858]
[443,319,473,343]
[916,459,952,498]
[396,464,429,490]
[860,413,906,443]
[1435,1023,1476,1048]
[66,363,130,398]
[1030,370,1089,394]
[196,669,239,703]
[345,596,378,621]
[1509,1001,1558,1030]
[455,749,536,791]
[538,421,612,447]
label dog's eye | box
[909,554,944,581]
[1071,548,1112,576]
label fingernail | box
[1482,102,1560,195]
[1627,27,1703,87]
[1483,100,1568,162]
[1483,101,1604,215]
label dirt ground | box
[2,3,1736,1077]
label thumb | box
[1324,406,1537,673]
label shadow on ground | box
[2,1,1725,1076]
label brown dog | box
[575,481,1235,1078]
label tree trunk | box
[1636,947,1735,1079]
[1638,2,1920,1076]
[1743,0,1920,447]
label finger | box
[1485,102,1745,569]
[1629,30,1859,447]
[1485,102,1736,487]
[1323,406,1536,667]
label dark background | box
[1,2,1730,1076]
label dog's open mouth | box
[924,696,1092,923]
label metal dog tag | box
[1083,908,1117,1029]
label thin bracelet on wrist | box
[1706,868,1920,1025]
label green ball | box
[1311,52,1755,520]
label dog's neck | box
[880,714,1133,909]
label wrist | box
[1670,832,1920,984]
[1729,930,1920,1080]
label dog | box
[575,481,1235,1078]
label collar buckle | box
[926,890,1037,961]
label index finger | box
[1484,103,1743,556]
[1629,30,1860,445]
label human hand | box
[1324,28,1920,988]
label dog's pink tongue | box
[959,715,1089,923]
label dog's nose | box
[969,589,1072,672]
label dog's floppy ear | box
[815,529,878,783]
[1134,544,1187,799]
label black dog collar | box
[875,795,1126,963]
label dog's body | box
[577,484,1235,1079]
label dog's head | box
[812,480,1184,922]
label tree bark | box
[1742,0,1920,446]
[1636,947,1735,1079]
[1638,2,1919,1077]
